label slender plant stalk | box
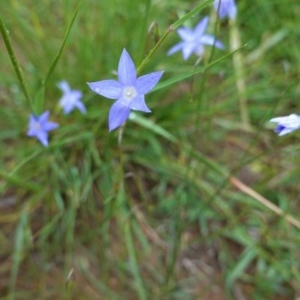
[116,135,147,300]
[123,217,147,300]
[162,200,183,298]
[8,208,29,300]
[137,0,215,74]
[0,17,33,110]
[43,0,83,86]
[137,28,171,74]
[230,17,250,129]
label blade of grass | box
[36,0,84,112]
[8,208,30,300]
[151,45,246,92]
[0,169,40,192]
[43,1,84,85]
[0,17,33,110]
[124,220,148,300]
[225,246,257,291]
[230,17,250,129]
[118,183,147,300]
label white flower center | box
[123,86,137,103]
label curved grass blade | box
[36,0,84,112]
[0,17,33,110]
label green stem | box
[117,130,147,300]
[0,17,33,110]
[43,0,83,86]
[8,208,29,300]
[137,0,215,74]
[124,217,147,300]
[162,203,183,298]
[137,28,171,74]
[230,17,250,129]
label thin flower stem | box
[123,217,147,300]
[117,133,147,300]
[230,17,250,129]
[137,0,215,74]
[0,17,33,111]
[8,208,29,300]
[43,0,83,86]
[137,28,171,74]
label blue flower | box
[269,114,300,136]
[167,16,224,60]
[87,48,164,131]
[57,81,86,114]
[214,0,237,20]
[27,111,59,146]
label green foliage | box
[1,0,300,299]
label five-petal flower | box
[27,111,59,146]
[58,81,86,114]
[87,48,164,131]
[167,16,224,60]
[269,114,300,136]
[214,0,237,20]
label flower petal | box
[136,71,164,94]
[128,95,151,112]
[182,43,196,60]
[277,127,295,136]
[228,2,237,19]
[118,49,137,85]
[108,101,131,131]
[75,101,86,114]
[214,0,237,19]
[87,80,122,99]
[194,16,209,37]
[57,80,70,93]
[270,114,300,125]
[27,127,37,137]
[39,111,50,123]
[269,114,300,136]
[43,121,59,132]
[194,45,205,57]
[36,131,49,147]
[167,42,184,56]
[201,34,224,49]
[177,28,193,41]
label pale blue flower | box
[27,111,59,146]
[168,16,224,60]
[87,48,164,131]
[214,0,237,20]
[269,114,300,136]
[58,81,86,114]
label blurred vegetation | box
[1,0,300,299]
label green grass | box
[1,0,300,299]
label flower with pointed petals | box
[58,81,86,114]
[214,0,237,20]
[167,16,224,60]
[269,114,300,136]
[87,48,164,131]
[27,111,59,146]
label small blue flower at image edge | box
[87,48,164,131]
[269,114,300,136]
[27,111,59,146]
[214,0,237,20]
[57,80,86,114]
[167,16,224,61]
